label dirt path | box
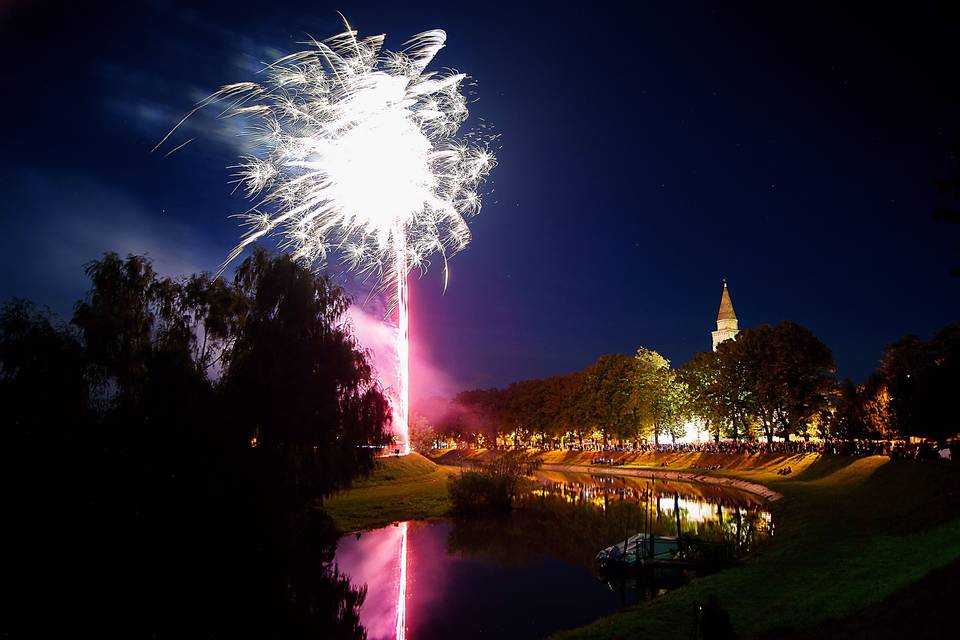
[540,463,784,502]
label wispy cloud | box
[101,66,258,158]
[0,168,227,314]
[96,17,294,160]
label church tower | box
[711,279,739,351]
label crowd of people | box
[447,438,956,461]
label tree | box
[829,379,869,442]
[409,413,437,452]
[9,249,387,637]
[635,347,688,445]
[538,374,570,449]
[72,253,168,406]
[581,354,645,445]
[181,271,247,376]
[562,371,591,448]
[1,299,89,444]
[679,351,727,442]
[70,253,218,537]
[875,324,960,440]
[222,248,391,511]
[448,387,504,447]
[714,337,756,441]
[736,321,835,446]
[1,299,92,560]
[860,378,894,439]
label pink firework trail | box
[394,228,410,454]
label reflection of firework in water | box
[396,521,408,640]
[159,21,495,451]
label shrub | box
[448,452,542,516]
[448,471,514,515]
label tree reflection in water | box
[187,508,370,639]
[278,510,369,639]
[447,471,774,600]
[334,473,775,640]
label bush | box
[447,452,541,516]
[449,471,515,515]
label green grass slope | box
[552,456,960,639]
[323,452,454,532]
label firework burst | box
[158,24,494,285]
[159,21,495,452]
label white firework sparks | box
[157,24,495,289]
[159,20,495,454]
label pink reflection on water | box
[336,523,403,639]
[396,521,407,640]
[337,522,450,639]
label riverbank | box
[431,447,834,484]
[323,452,454,532]
[541,463,783,502]
[325,449,960,638]
[548,454,960,639]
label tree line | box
[2,250,391,637]
[415,320,959,450]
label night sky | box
[2,1,958,393]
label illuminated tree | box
[635,347,688,445]
[735,322,835,445]
[408,413,437,452]
[679,351,728,442]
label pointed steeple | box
[711,279,740,351]
[717,279,737,322]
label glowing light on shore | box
[158,20,495,451]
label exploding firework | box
[159,22,495,452]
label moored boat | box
[596,533,680,570]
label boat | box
[596,533,680,570]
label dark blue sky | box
[1,1,958,392]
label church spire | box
[717,279,737,322]
[711,279,740,351]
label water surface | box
[335,470,773,639]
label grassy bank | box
[327,449,960,637]
[548,455,960,639]
[431,448,960,638]
[431,447,831,484]
[322,452,455,532]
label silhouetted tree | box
[222,248,391,512]
[875,324,960,440]
[581,354,644,446]
[829,379,869,442]
[7,249,388,637]
[1,299,88,446]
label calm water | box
[334,471,773,640]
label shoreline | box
[328,453,960,638]
[538,462,784,502]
